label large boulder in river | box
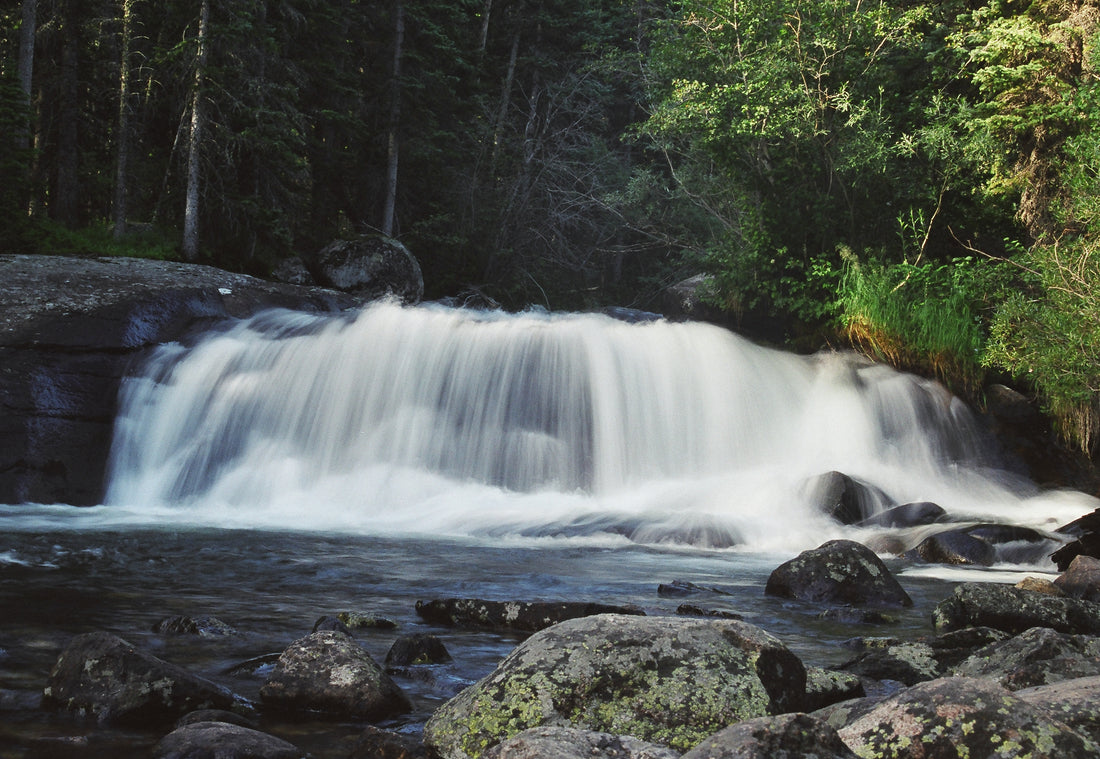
[765,540,913,608]
[836,676,1100,757]
[932,581,1100,635]
[259,630,411,720]
[0,254,357,505]
[305,236,424,303]
[42,631,244,726]
[422,614,807,758]
[803,472,893,525]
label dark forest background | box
[3,0,1100,455]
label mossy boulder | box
[932,581,1100,635]
[682,712,857,759]
[422,614,806,759]
[258,630,411,720]
[839,627,1009,686]
[42,631,244,726]
[765,540,913,608]
[836,676,1099,758]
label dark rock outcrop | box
[803,472,894,525]
[765,540,913,608]
[836,676,1100,757]
[303,236,424,303]
[42,631,244,726]
[152,720,306,759]
[414,598,644,634]
[258,630,411,720]
[932,581,1100,635]
[908,529,996,566]
[857,501,945,528]
[682,713,858,759]
[422,614,807,758]
[0,254,359,505]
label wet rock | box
[224,653,281,678]
[836,676,1100,757]
[1055,555,1100,602]
[153,615,238,637]
[857,501,945,528]
[682,712,858,759]
[259,630,411,720]
[307,236,423,303]
[350,726,430,759]
[312,615,354,635]
[657,579,730,598]
[839,627,1009,686]
[422,614,806,758]
[932,581,1100,635]
[481,726,679,759]
[804,472,894,525]
[675,604,742,620]
[908,529,995,566]
[42,631,244,726]
[803,668,865,712]
[175,709,258,729]
[816,608,898,625]
[1017,576,1065,596]
[764,540,913,608]
[152,721,305,759]
[950,626,1100,689]
[338,611,399,630]
[414,598,644,634]
[1017,675,1100,744]
[385,633,453,667]
[1053,507,1100,570]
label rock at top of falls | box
[764,539,914,608]
[421,613,807,758]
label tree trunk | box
[16,0,36,151]
[182,0,210,261]
[490,26,520,172]
[112,0,134,239]
[381,0,404,238]
[54,0,80,227]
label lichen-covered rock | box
[836,676,1100,758]
[932,581,1100,635]
[152,721,305,759]
[950,626,1100,689]
[258,630,411,720]
[153,615,238,637]
[682,712,858,759]
[422,614,806,759]
[415,598,644,634]
[1017,675,1100,744]
[1055,555,1100,602]
[308,236,423,303]
[481,726,679,759]
[42,631,243,726]
[765,540,913,608]
[803,668,865,712]
[840,627,1009,686]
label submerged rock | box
[422,614,806,758]
[836,676,1099,758]
[414,598,644,634]
[153,721,306,759]
[765,540,913,608]
[42,631,243,726]
[682,712,858,759]
[259,630,411,720]
[932,581,1100,635]
[153,615,238,637]
[481,726,678,759]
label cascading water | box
[103,300,1093,554]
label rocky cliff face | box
[0,254,362,505]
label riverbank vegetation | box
[2,0,1099,454]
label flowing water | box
[1,300,1096,757]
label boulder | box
[307,236,423,303]
[175,709,258,729]
[422,614,806,758]
[414,598,644,634]
[385,633,453,667]
[338,611,399,630]
[1055,555,1100,602]
[836,676,1100,758]
[258,630,411,720]
[350,726,431,759]
[153,615,238,637]
[764,540,913,608]
[803,472,893,526]
[656,579,731,598]
[152,721,305,759]
[932,581,1100,635]
[0,254,357,504]
[950,626,1100,689]
[839,627,1009,686]
[907,529,996,566]
[803,668,865,712]
[682,713,858,759]
[42,631,243,726]
[481,726,679,759]
[856,501,945,528]
[1017,675,1100,744]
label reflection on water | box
[0,524,983,758]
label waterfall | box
[104,300,1092,551]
